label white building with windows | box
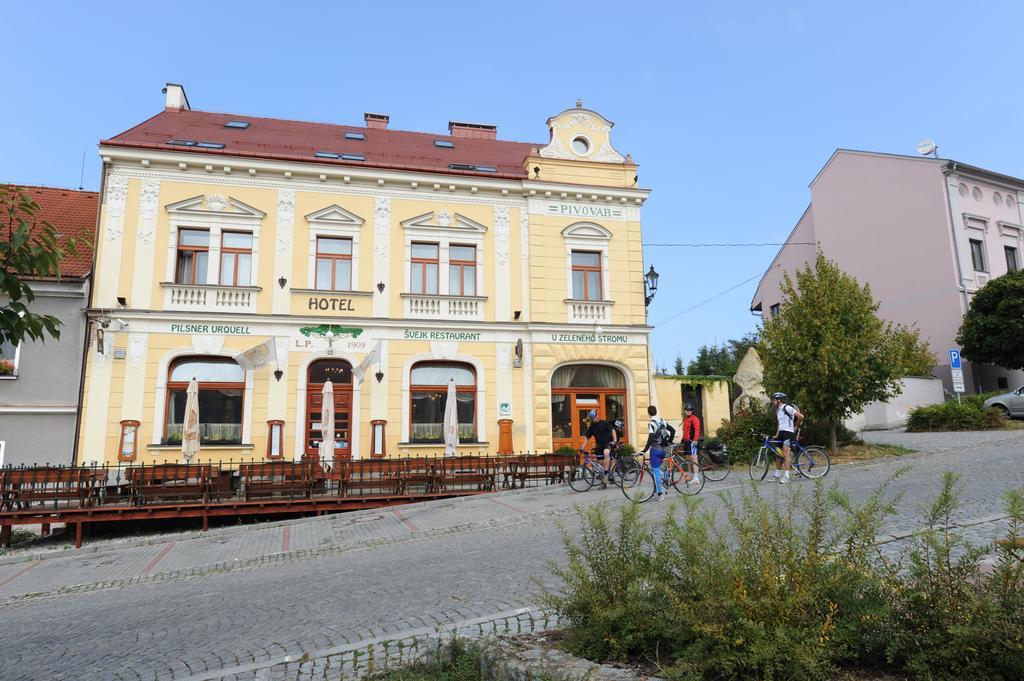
[752,149,1024,394]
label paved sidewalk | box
[0,429,1021,680]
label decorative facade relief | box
[191,334,225,354]
[591,143,625,163]
[494,206,510,265]
[104,176,128,240]
[276,189,296,252]
[435,210,453,227]
[137,179,160,245]
[520,210,530,263]
[374,197,392,257]
[206,194,228,211]
[126,333,149,368]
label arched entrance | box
[305,359,353,462]
[551,364,627,450]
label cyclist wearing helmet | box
[583,409,617,487]
[681,404,702,485]
[770,392,804,484]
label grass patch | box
[365,639,486,681]
[830,443,914,464]
[1004,420,1024,431]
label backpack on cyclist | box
[656,419,676,447]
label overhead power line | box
[643,242,817,248]
[652,271,765,328]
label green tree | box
[673,354,684,375]
[759,249,933,454]
[956,270,1024,371]
[1,186,78,346]
[686,332,759,376]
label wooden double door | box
[305,360,353,462]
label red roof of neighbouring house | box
[102,109,542,180]
[3,185,98,278]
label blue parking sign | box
[949,349,962,369]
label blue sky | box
[4,1,1023,369]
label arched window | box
[165,357,244,445]
[306,359,353,458]
[410,361,477,443]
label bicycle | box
[748,429,831,481]
[621,445,704,502]
[683,439,730,482]
[567,444,638,492]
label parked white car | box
[983,387,1024,419]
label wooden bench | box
[127,464,215,506]
[239,461,321,501]
[0,467,105,510]
[335,459,406,498]
[510,453,572,488]
[430,456,496,492]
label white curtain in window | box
[551,365,625,389]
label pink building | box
[751,149,1024,395]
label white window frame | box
[0,440,5,466]
[305,205,365,291]
[562,222,612,301]
[0,343,21,379]
[164,195,265,287]
[401,212,486,296]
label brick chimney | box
[364,112,389,130]
[162,83,190,111]
[448,121,497,140]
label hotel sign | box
[530,198,627,221]
[306,296,356,312]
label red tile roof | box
[103,110,542,180]
[2,185,97,278]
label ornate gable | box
[538,101,625,164]
[165,194,266,217]
[401,211,487,233]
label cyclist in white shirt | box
[770,392,804,484]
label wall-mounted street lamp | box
[374,370,384,383]
[376,281,386,293]
[273,369,284,382]
[643,265,660,307]
[278,276,288,289]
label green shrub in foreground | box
[544,473,1024,680]
[906,400,1006,431]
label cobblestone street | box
[1,429,1022,680]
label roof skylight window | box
[315,151,341,159]
[340,153,365,161]
[224,121,251,129]
[168,139,225,149]
[449,163,474,171]
[434,140,455,149]
[345,132,365,141]
[474,165,497,172]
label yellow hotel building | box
[76,84,653,465]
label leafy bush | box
[544,473,1024,680]
[555,445,577,456]
[800,419,861,448]
[907,400,1007,431]
[616,443,636,457]
[715,401,774,463]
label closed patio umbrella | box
[320,379,335,470]
[443,379,459,457]
[181,377,201,463]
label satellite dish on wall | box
[916,138,938,157]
